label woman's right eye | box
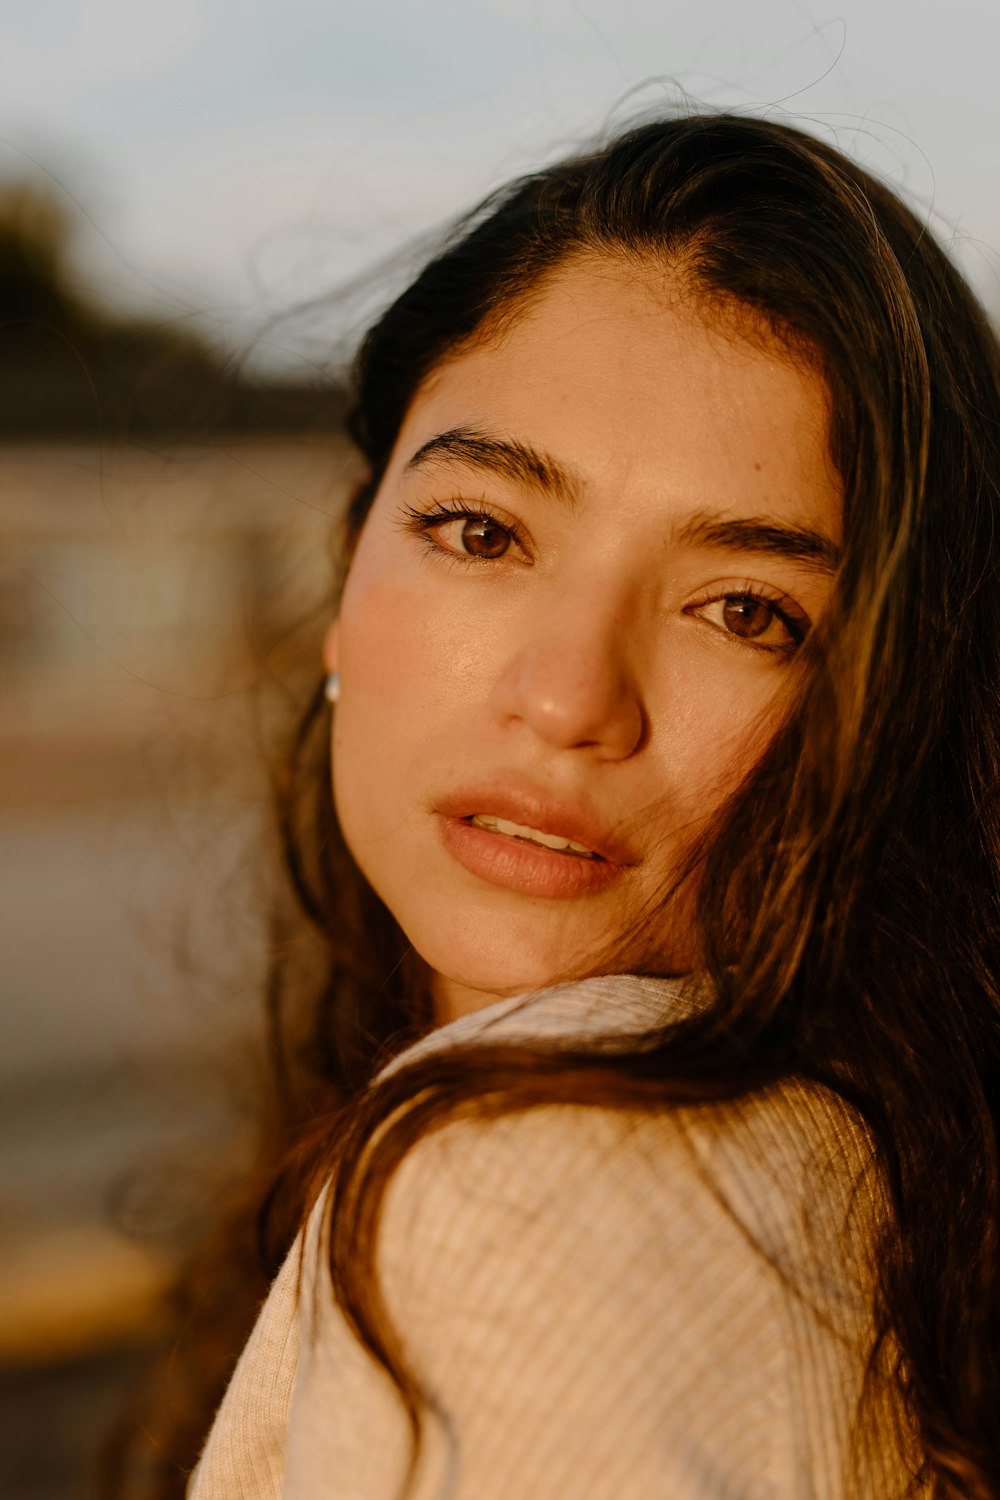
[432,513,514,559]
[398,502,528,563]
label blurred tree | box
[0,179,346,438]
[0,181,81,325]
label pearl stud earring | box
[324,671,341,705]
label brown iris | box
[462,516,511,558]
[722,595,776,639]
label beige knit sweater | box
[189,975,926,1499]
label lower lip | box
[438,816,626,899]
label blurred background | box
[2,2,999,1495]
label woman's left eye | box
[687,591,808,653]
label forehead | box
[396,256,841,542]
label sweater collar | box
[377,972,711,1082]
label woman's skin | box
[325,256,842,1023]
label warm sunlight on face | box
[325,257,842,1021]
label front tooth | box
[495,817,569,849]
[472,814,594,856]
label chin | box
[383,878,700,1018]
[424,917,703,1016]
[411,926,598,1011]
[437,945,580,1000]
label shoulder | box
[367,1079,904,1499]
[378,1073,881,1315]
[376,969,884,1318]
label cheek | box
[653,654,788,828]
[337,537,452,712]
[337,537,516,737]
[334,579,420,794]
[331,563,468,840]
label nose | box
[489,604,646,758]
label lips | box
[434,781,638,867]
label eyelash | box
[397,499,530,561]
[397,501,810,655]
[684,583,809,657]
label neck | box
[432,974,510,1026]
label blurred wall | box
[0,435,353,1498]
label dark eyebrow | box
[404,427,583,508]
[676,511,842,574]
[405,433,841,570]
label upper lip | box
[435,780,639,865]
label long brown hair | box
[107,113,1000,1498]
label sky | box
[2,0,999,368]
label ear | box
[322,618,340,675]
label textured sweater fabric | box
[189,974,926,1499]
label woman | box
[114,112,1000,1498]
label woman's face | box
[326,257,842,1021]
